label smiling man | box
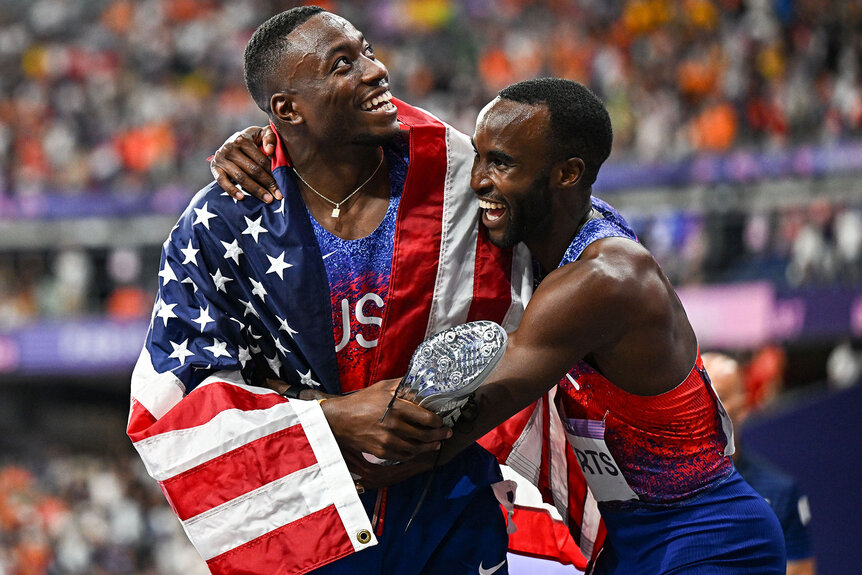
[128,7,532,575]
[430,79,788,573]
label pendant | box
[331,205,341,218]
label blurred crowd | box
[0,0,861,323]
[0,0,860,198]
[3,196,861,328]
[0,454,208,575]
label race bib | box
[562,417,638,503]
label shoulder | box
[545,237,661,307]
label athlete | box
[703,352,816,575]
[129,7,531,574]
[216,78,788,573]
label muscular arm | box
[438,237,697,463]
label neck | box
[527,194,594,272]
[290,145,386,204]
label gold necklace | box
[292,149,385,218]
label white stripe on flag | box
[504,397,546,486]
[426,126,480,336]
[183,464,328,560]
[502,243,533,331]
[134,401,301,481]
[292,398,377,552]
[547,388,571,522]
[579,488,601,559]
[131,346,186,420]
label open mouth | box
[478,198,506,222]
[360,90,396,112]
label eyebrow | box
[323,33,367,63]
[471,138,516,163]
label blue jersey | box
[736,450,814,561]
[310,143,407,392]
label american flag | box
[127,100,535,574]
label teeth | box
[479,199,504,210]
[361,91,393,111]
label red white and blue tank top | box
[309,143,408,392]
[555,197,734,506]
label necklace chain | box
[293,149,385,218]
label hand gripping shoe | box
[395,320,508,427]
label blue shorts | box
[312,444,509,575]
[594,469,786,574]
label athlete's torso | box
[552,197,734,506]
[310,141,408,392]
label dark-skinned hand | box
[321,377,452,462]
[256,375,451,464]
[209,125,281,203]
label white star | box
[276,315,299,337]
[237,345,251,367]
[158,262,178,285]
[239,299,259,318]
[250,342,262,354]
[169,339,195,366]
[221,239,244,265]
[181,277,198,292]
[274,198,286,215]
[180,240,199,266]
[251,277,268,301]
[273,335,290,356]
[247,326,263,340]
[242,215,269,243]
[266,251,293,280]
[192,305,215,332]
[297,369,321,388]
[203,338,231,359]
[193,202,217,229]
[156,301,178,327]
[211,269,233,293]
[264,354,281,375]
[229,317,245,330]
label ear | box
[271,92,303,125]
[553,157,586,190]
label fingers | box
[260,125,277,157]
[390,398,447,430]
[210,129,282,203]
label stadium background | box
[0,0,860,573]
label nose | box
[361,55,388,84]
[470,156,490,194]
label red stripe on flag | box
[127,398,158,437]
[507,505,587,569]
[161,424,317,521]
[206,505,356,575]
[467,225,514,324]
[477,401,539,462]
[370,100,448,382]
[128,382,287,442]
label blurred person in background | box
[703,352,816,575]
[129,6,532,575]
